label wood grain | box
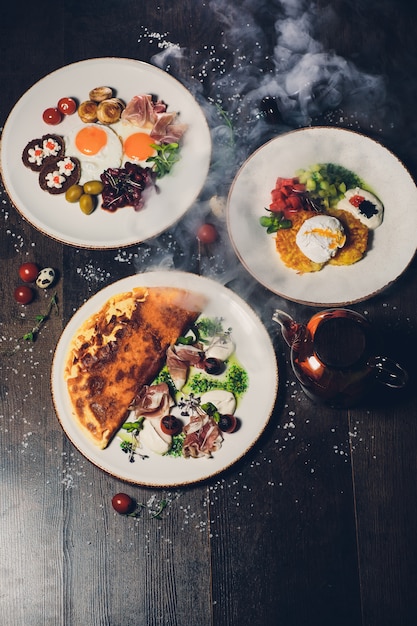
[1,1,417,625]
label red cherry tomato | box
[111,493,135,515]
[42,107,62,125]
[197,223,218,244]
[218,414,238,433]
[57,97,77,115]
[18,262,39,283]
[160,415,182,436]
[14,285,34,305]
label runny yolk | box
[123,132,156,161]
[75,126,108,156]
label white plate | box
[1,58,211,248]
[51,271,278,487]
[227,127,417,306]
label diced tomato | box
[269,176,306,216]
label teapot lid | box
[313,317,368,369]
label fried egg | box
[65,123,123,184]
[111,119,157,166]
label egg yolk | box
[123,132,156,161]
[75,126,108,156]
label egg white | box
[111,119,156,167]
[65,123,123,184]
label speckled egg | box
[36,267,56,288]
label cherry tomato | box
[14,285,34,305]
[111,493,135,515]
[42,107,62,125]
[204,357,225,375]
[197,223,218,244]
[57,97,77,115]
[18,262,39,283]
[218,414,238,433]
[160,415,182,436]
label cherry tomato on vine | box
[160,415,182,436]
[14,285,34,305]
[42,107,62,125]
[57,97,77,115]
[197,223,218,244]
[18,262,39,283]
[111,493,135,515]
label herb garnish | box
[146,142,181,178]
[259,210,292,233]
[1,292,58,357]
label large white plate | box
[51,271,278,487]
[0,58,211,248]
[227,127,417,306]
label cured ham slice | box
[121,94,188,144]
[132,382,174,420]
[182,413,223,458]
[121,94,162,127]
[166,344,204,390]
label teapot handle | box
[368,355,408,389]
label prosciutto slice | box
[132,382,174,420]
[121,94,164,127]
[121,94,188,144]
[182,413,223,458]
[166,344,205,390]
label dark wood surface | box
[1,1,417,624]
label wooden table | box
[1,1,417,624]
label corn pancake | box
[275,209,368,273]
[64,286,206,449]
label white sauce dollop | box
[140,419,171,455]
[205,335,235,361]
[200,390,236,415]
[337,187,384,229]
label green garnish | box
[147,142,181,178]
[188,363,248,397]
[166,432,186,457]
[259,210,292,234]
[1,292,58,357]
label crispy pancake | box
[64,286,206,449]
[275,209,368,273]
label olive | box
[65,184,83,203]
[259,96,281,124]
[79,193,96,215]
[83,180,104,195]
[204,357,225,375]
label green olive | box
[79,193,96,215]
[83,180,104,195]
[65,184,83,203]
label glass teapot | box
[273,308,408,407]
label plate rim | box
[50,270,279,487]
[1,56,212,249]
[227,125,417,307]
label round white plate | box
[51,271,278,487]
[227,127,417,306]
[1,58,211,248]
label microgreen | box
[147,142,181,178]
[128,499,168,519]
